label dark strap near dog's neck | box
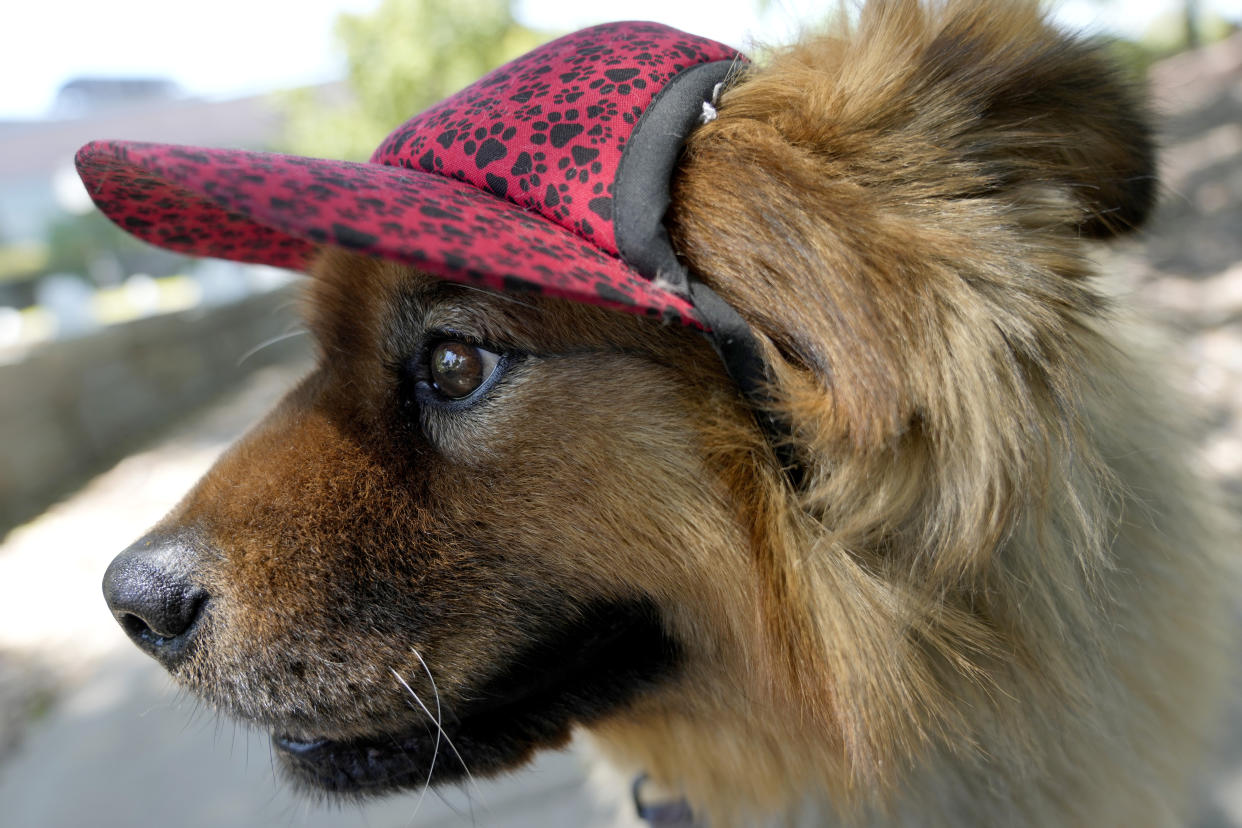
[633,774,702,827]
[613,59,806,490]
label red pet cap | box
[77,22,801,482]
[77,22,745,326]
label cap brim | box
[75,140,703,328]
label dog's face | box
[101,2,1183,818]
[108,248,774,795]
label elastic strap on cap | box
[614,58,805,489]
[632,774,700,827]
[689,279,805,488]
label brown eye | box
[429,341,500,400]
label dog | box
[83,2,1229,825]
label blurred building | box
[0,79,291,245]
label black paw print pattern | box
[75,22,741,329]
[370,21,738,256]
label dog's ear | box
[883,0,1156,238]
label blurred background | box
[1,1,1240,825]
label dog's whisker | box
[410,645,481,798]
[414,783,471,824]
[390,666,442,826]
[237,327,309,367]
[267,735,278,786]
[451,281,539,311]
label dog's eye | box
[429,341,501,400]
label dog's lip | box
[269,716,488,795]
[272,734,330,754]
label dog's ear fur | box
[871,0,1156,239]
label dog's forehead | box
[301,249,503,357]
[303,246,702,361]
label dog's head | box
[106,256,768,794]
[97,0,1156,813]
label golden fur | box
[122,2,1229,825]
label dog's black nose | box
[103,530,210,669]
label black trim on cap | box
[613,58,805,488]
[614,60,737,297]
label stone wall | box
[0,287,312,535]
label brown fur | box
[132,2,1228,825]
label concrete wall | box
[0,287,312,535]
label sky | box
[2,0,1237,121]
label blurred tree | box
[46,210,187,287]
[1067,0,1219,80]
[281,0,549,161]
[1074,0,1215,52]
[1184,0,1200,48]
[46,211,130,284]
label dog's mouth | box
[271,598,679,795]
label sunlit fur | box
[148,1,1229,826]
[648,1,1230,823]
